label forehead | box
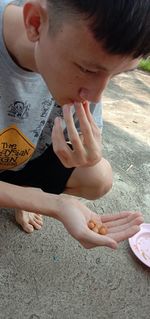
[47,19,139,73]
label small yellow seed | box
[98,225,108,235]
[88,220,96,230]
[88,220,108,236]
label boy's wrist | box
[0,182,61,219]
[23,187,61,219]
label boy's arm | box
[0,181,143,250]
[0,181,59,218]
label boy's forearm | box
[0,181,60,218]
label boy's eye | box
[79,66,95,74]
[76,64,96,74]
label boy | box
[0,0,149,249]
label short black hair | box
[47,0,150,58]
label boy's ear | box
[23,1,48,42]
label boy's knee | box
[93,171,112,199]
[65,158,113,200]
[81,159,113,200]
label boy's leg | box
[15,158,111,232]
[64,158,112,200]
[0,144,112,232]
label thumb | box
[85,229,118,249]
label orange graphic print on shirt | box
[0,125,35,169]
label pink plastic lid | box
[129,223,150,267]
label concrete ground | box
[0,69,150,319]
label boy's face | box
[33,16,139,106]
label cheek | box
[34,44,60,90]
[34,43,84,95]
[34,42,45,73]
[66,72,84,86]
[64,76,83,94]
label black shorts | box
[0,145,75,194]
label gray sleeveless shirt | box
[0,0,103,172]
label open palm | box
[58,197,144,249]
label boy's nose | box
[80,88,102,103]
[79,75,110,103]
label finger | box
[51,117,66,146]
[101,211,142,224]
[108,225,141,243]
[82,227,117,249]
[52,117,74,167]
[82,101,97,126]
[82,101,92,122]
[103,211,143,228]
[82,102,102,140]
[75,103,95,146]
[107,215,144,233]
[63,105,85,155]
[74,103,102,165]
[80,236,116,249]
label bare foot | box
[15,210,43,233]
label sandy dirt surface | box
[100,69,150,219]
[0,70,150,319]
[103,70,150,145]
